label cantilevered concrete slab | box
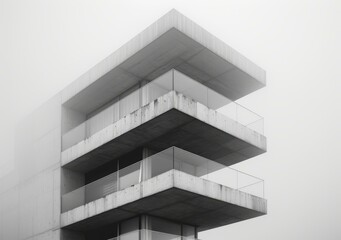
[62,92,266,173]
[61,170,266,232]
[62,9,266,115]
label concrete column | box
[140,215,151,240]
[141,148,155,181]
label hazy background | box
[1,0,340,239]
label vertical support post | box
[172,69,174,91]
[173,147,175,171]
[142,148,153,181]
[117,158,120,191]
[237,171,239,190]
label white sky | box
[1,0,341,239]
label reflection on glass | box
[119,162,141,190]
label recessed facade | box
[0,9,267,240]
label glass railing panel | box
[244,117,264,134]
[238,181,264,198]
[148,147,174,179]
[173,70,208,105]
[207,163,238,189]
[62,122,86,150]
[236,104,264,133]
[207,87,233,110]
[61,172,118,213]
[119,161,142,190]
[85,172,118,203]
[119,87,140,119]
[173,147,264,198]
[174,148,209,178]
[149,230,182,240]
[141,71,173,106]
[86,102,118,137]
[235,170,264,197]
[62,186,85,213]
[173,69,264,134]
[119,230,139,240]
[62,146,264,213]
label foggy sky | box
[1,0,340,239]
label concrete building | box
[0,9,267,240]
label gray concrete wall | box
[0,94,62,240]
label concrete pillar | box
[141,148,154,181]
[140,215,151,240]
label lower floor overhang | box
[61,170,267,232]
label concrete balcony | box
[61,70,266,173]
[61,147,266,232]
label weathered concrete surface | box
[62,92,266,172]
[62,10,266,115]
[61,170,266,232]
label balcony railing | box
[107,229,199,240]
[62,69,264,150]
[62,147,264,213]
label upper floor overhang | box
[62,91,266,173]
[61,9,266,116]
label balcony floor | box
[61,170,266,232]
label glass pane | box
[207,166,237,189]
[85,172,117,203]
[62,187,85,212]
[174,70,207,105]
[151,231,180,240]
[216,102,237,121]
[62,122,86,150]
[238,180,264,197]
[119,162,141,190]
[86,104,114,137]
[119,87,140,118]
[246,118,264,134]
[236,105,261,126]
[207,88,232,110]
[149,148,174,178]
[142,71,173,106]
[174,148,207,178]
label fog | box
[1,0,340,239]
